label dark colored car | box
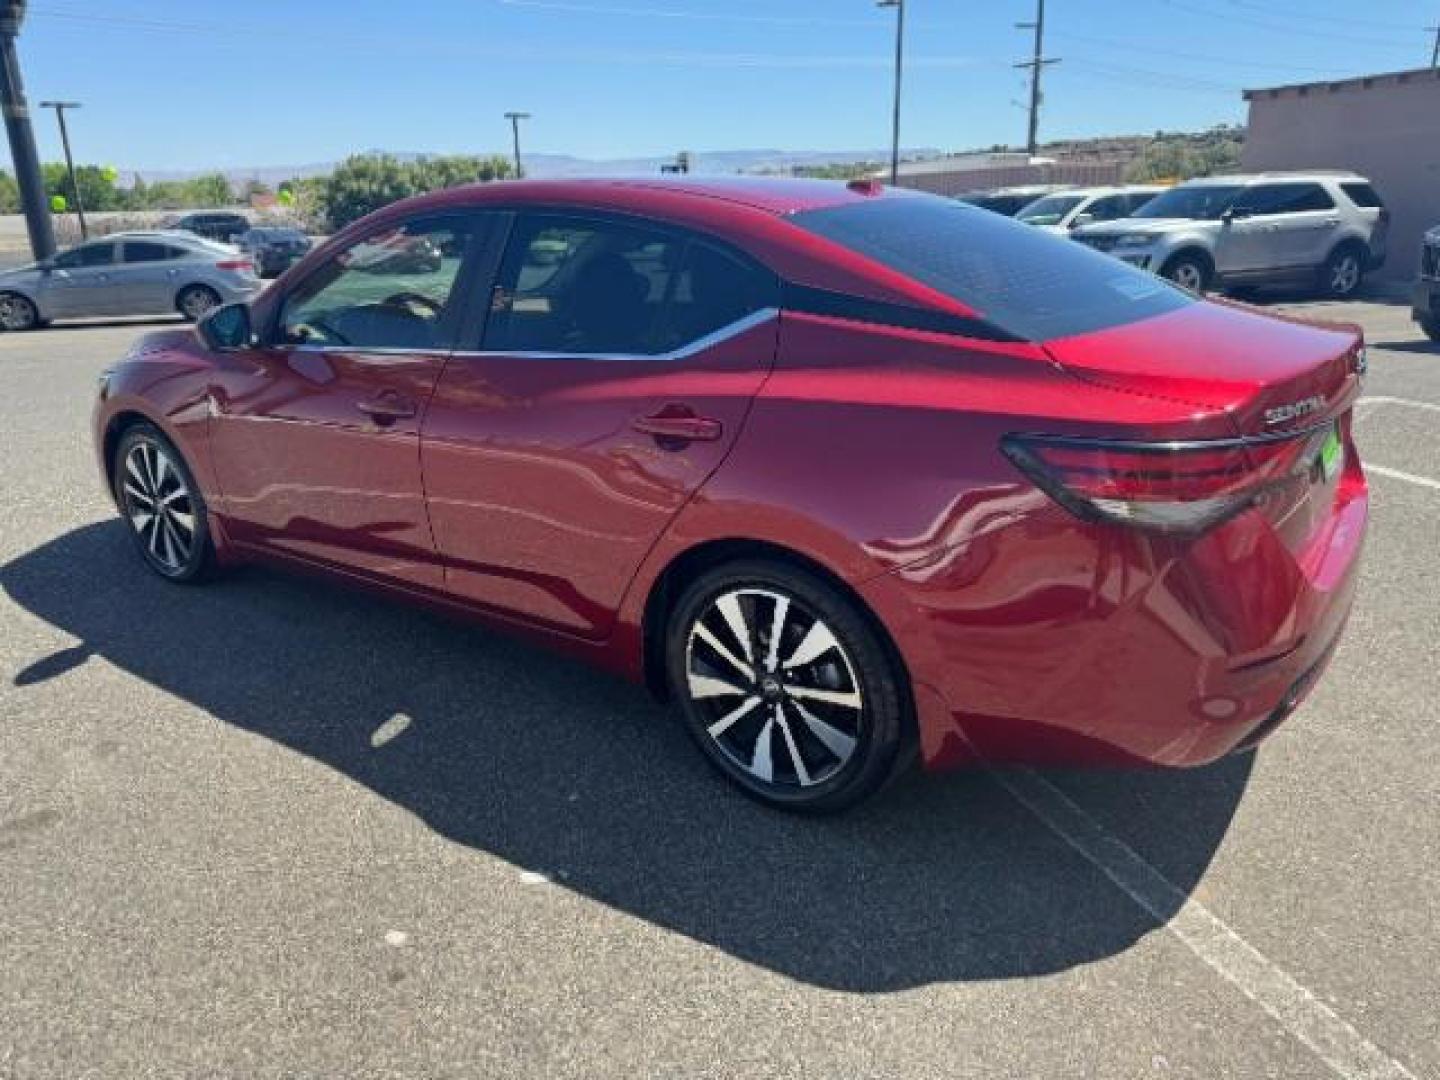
[1414,224,1440,342]
[174,211,252,243]
[958,184,1071,217]
[93,178,1369,812]
[237,226,312,278]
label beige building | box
[1243,67,1440,284]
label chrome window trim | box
[279,308,780,361]
[454,306,780,362]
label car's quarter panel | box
[420,318,778,638]
[628,303,1365,772]
[205,345,450,588]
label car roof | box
[1181,171,1368,187]
[393,176,904,219]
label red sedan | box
[93,178,1369,812]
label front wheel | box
[0,292,39,331]
[1160,253,1211,294]
[113,424,216,583]
[1421,315,1440,344]
[666,560,911,813]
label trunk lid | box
[1040,299,1363,437]
[1040,299,1364,552]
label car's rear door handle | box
[633,406,723,444]
[357,393,417,425]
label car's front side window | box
[54,243,115,269]
[276,217,474,351]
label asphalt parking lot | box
[1,299,1436,1079]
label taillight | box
[1001,428,1329,534]
[215,259,252,271]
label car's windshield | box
[1016,194,1088,226]
[1132,185,1244,220]
[791,195,1192,342]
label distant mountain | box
[119,147,943,188]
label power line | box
[1216,0,1427,32]
[1156,0,1417,49]
[1049,30,1382,77]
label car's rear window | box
[1340,182,1384,209]
[789,196,1193,342]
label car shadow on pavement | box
[2,522,1252,993]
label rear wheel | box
[1160,252,1211,294]
[666,559,910,813]
[1320,245,1365,299]
[176,284,221,321]
[113,423,216,583]
[0,292,39,331]
[1421,315,1440,343]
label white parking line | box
[1366,465,1440,493]
[992,768,1417,1080]
[1357,396,1440,416]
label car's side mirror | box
[198,302,255,351]
[1221,207,1248,224]
[1070,213,1095,229]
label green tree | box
[0,169,19,214]
[41,162,126,211]
[319,153,513,230]
[182,172,234,207]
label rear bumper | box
[1413,279,1439,324]
[868,444,1369,772]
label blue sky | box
[14,0,1437,169]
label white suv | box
[1072,172,1389,298]
[1014,184,1165,235]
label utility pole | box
[1015,0,1060,158]
[504,111,530,179]
[0,1,55,261]
[877,0,905,185]
[39,100,84,238]
[1430,23,1439,69]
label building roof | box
[1244,66,1440,101]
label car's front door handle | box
[633,407,723,444]
[357,393,417,425]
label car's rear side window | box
[1340,182,1384,209]
[122,241,183,263]
[789,196,1193,342]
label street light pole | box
[0,1,55,261]
[504,111,530,179]
[39,100,84,239]
[877,0,904,185]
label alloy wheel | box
[685,587,864,789]
[179,287,219,320]
[120,439,197,575]
[1170,261,1204,292]
[1330,255,1361,296]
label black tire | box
[176,284,221,322]
[1421,315,1440,344]
[1160,252,1212,294]
[1319,244,1366,299]
[0,291,40,331]
[666,559,912,813]
[113,423,217,584]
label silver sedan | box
[0,231,262,331]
